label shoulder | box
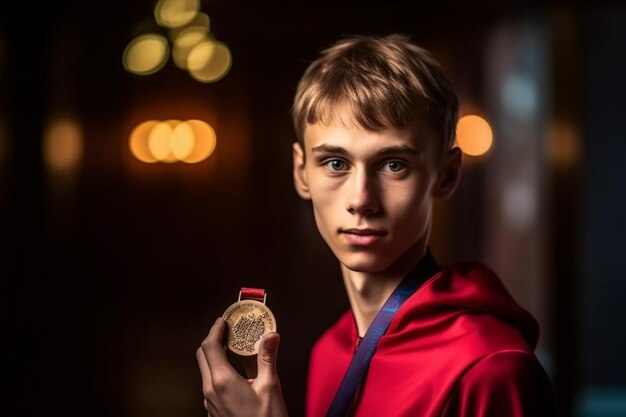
[461,350,548,386]
[425,260,540,349]
[437,261,506,291]
[442,350,556,417]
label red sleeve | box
[442,350,556,417]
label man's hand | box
[196,317,289,417]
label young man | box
[197,34,556,417]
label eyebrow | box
[311,144,348,155]
[311,143,421,157]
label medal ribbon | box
[325,249,441,417]
[240,287,266,302]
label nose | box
[346,167,380,215]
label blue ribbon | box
[325,249,440,417]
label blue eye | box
[325,159,347,171]
[381,160,406,173]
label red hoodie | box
[305,262,556,417]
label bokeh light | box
[43,119,83,172]
[172,27,209,69]
[187,40,232,83]
[502,180,537,230]
[154,0,200,29]
[182,119,216,163]
[149,121,178,162]
[170,122,195,160]
[129,119,216,164]
[186,39,216,71]
[124,4,233,84]
[123,34,169,75]
[455,115,493,156]
[549,121,581,168]
[502,73,537,120]
[167,11,210,41]
[130,120,159,163]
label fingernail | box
[215,317,222,324]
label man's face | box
[293,107,446,274]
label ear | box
[432,147,462,199]
[292,142,311,200]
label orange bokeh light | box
[455,115,493,156]
[129,119,216,163]
[43,118,83,172]
[130,120,159,163]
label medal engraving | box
[222,300,276,356]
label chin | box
[338,253,393,273]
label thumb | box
[257,332,280,381]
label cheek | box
[309,190,337,236]
[308,174,343,218]
[385,183,432,225]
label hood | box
[386,261,540,349]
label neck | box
[341,244,428,337]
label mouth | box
[341,228,387,236]
[340,228,387,246]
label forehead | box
[303,105,435,155]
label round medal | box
[222,290,277,356]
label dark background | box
[3,1,626,416]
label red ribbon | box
[241,287,266,301]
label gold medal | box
[222,288,277,356]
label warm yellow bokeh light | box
[172,28,209,69]
[170,122,195,160]
[148,120,180,162]
[43,119,83,172]
[188,40,232,83]
[129,120,159,163]
[456,115,493,156]
[123,34,169,75]
[154,0,199,29]
[148,121,175,162]
[167,11,210,41]
[183,119,216,163]
[186,39,216,71]
[130,119,216,163]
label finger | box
[256,332,280,383]
[196,347,215,398]
[201,318,241,381]
[197,346,225,417]
[196,346,211,385]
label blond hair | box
[291,34,458,156]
